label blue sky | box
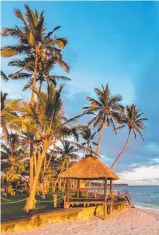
[1,1,159,185]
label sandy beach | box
[5,208,159,235]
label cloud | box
[153,158,159,163]
[65,70,135,105]
[150,158,159,164]
[118,164,159,185]
[128,163,140,168]
[100,154,113,163]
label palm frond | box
[1,45,31,57]
[48,75,71,81]
[9,72,32,80]
[1,71,9,81]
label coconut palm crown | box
[1,4,69,106]
[83,83,123,154]
[80,127,97,150]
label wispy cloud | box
[128,163,140,168]
[151,158,159,164]
[65,71,135,105]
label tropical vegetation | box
[1,4,147,212]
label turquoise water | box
[114,186,159,212]
[86,185,159,212]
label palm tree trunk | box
[38,80,43,93]
[46,154,53,170]
[36,80,43,113]
[66,160,69,169]
[29,143,34,193]
[27,144,47,210]
[31,47,38,106]
[44,154,46,172]
[34,153,37,173]
[110,130,131,169]
[53,159,66,192]
[9,156,14,172]
[96,124,104,155]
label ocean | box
[114,186,159,212]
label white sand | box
[5,208,159,235]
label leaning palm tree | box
[1,4,68,106]
[83,84,123,154]
[110,104,148,169]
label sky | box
[1,1,159,185]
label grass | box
[1,192,64,222]
[1,192,128,222]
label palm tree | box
[3,82,84,209]
[8,45,70,94]
[20,132,38,192]
[1,4,70,198]
[83,83,123,155]
[0,91,13,140]
[80,127,97,151]
[21,54,70,94]
[1,4,68,106]
[52,141,79,191]
[57,141,79,170]
[1,91,8,111]
[110,104,148,169]
[1,133,29,172]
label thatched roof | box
[60,155,119,180]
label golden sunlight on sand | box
[5,208,159,235]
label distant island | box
[87,182,128,187]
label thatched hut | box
[60,154,119,214]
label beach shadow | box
[94,206,97,216]
[93,206,103,219]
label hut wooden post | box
[110,179,113,214]
[66,178,70,202]
[104,178,107,220]
[104,178,107,201]
[26,198,29,213]
[53,194,57,208]
[77,179,80,198]
[110,179,113,197]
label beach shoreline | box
[135,206,159,215]
[4,208,159,235]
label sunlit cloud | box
[118,165,159,185]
